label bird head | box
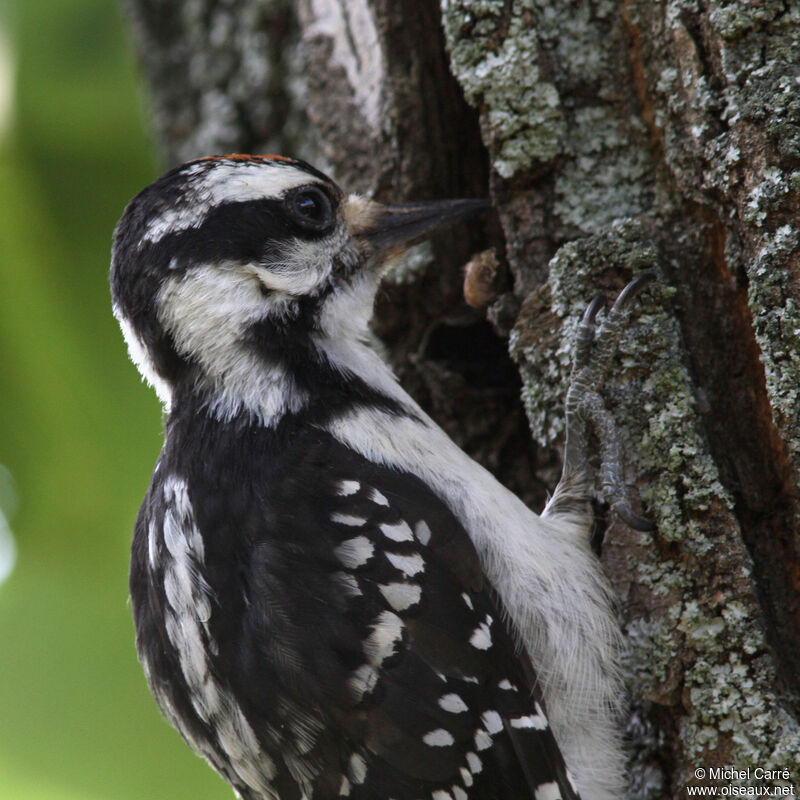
[110,154,486,420]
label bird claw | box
[549,275,655,532]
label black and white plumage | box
[111,155,632,800]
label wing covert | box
[231,431,581,800]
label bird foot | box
[547,275,655,532]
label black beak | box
[364,198,489,253]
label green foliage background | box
[0,2,229,797]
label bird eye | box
[287,186,334,232]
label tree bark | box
[125,1,800,796]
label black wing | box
[134,420,581,800]
[222,429,581,800]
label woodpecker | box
[111,154,650,800]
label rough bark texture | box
[125,0,800,796]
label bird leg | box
[548,275,654,532]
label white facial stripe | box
[114,305,173,408]
[257,237,335,296]
[311,271,413,404]
[158,264,270,355]
[143,205,202,246]
[203,162,321,202]
[157,265,308,424]
[315,270,377,342]
[142,162,328,244]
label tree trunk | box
[125,1,800,796]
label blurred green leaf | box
[0,1,230,798]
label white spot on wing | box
[331,512,368,526]
[414,519,432,545]
[474,729,492,751]
[348,752,367,784]
[432,792,453,800]
[535,782,562,800]
[379,582,422,611]
[334,536,374,569]
[469,616,493,650]
[459,767,473,787]
[510,708,548,730]
[438,693,469,714]
[453,787,468,800]
[380,520,414,542]
[385,550,425,577]
[364,610,404,664]
[461,592,473,610]
[339,775,352,796]
[498,679,517,691]
[422,728,455,747]
[369,488,390,506]
[466,752,482,774]
[338,480,361,496]
[481,710,503,735]
[348,664,379,700]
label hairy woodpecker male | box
[111,154,650,800]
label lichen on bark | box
[511,221,800,795]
